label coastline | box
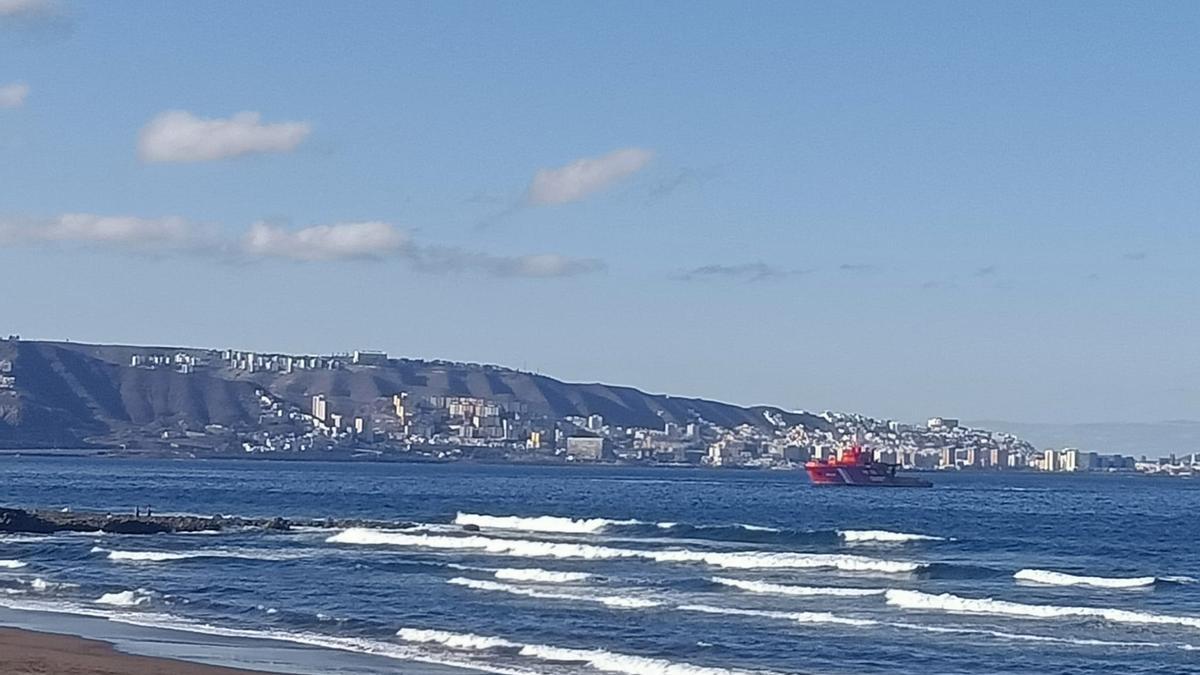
[0,627,277,675]
[0,605,485,675]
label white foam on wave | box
[679,603,878,627]
[95,589,153,607]
[454,512,639,534]
[492,567,592,583]
[886,589,1200,629]
[106,550,193,562]
[327,528,922,574]
[449,577,661,609]
[735,523,781,532]
[712,577,885,597]
[654,522,780,533]
[0,560,28,569]
[1014,568,1157,589]
[23,578,75,592]
[839,530,944,543]
[397,627,782,675]
[891,621,1168,648]
[97,547,314,564]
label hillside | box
[0,339,829,449]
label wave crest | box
[493,567,591,583]
[679,603,878,627]
[0,560,28,569]
[328,528,922,573]
[397,627,782,675]
[712,577,885,597]
[839,530,944,543]
[1014,568,1156,589]
[885,589,1200,629]
[95,589,154,607]
[449,577,661,609]
[454,512,638,534]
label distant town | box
[2,338,1197,477]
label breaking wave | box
[839,530,945,543]
[454,512,639,534]
[97,547,313,563]
[104,550,193,562]
[885,589,1200,629]
[95,589,154,607]
[0,560,28,569]
[711,577,886,597]
[327,529,923,573]
[492,567,592,583]
[678,604,878,627]
[449,577,661,609]
[1014,568,1157,589]
[396,627,782,675]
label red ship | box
[805,444,932,487]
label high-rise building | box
[311,395,328,423]
[990,448,1009,469]
[1061,448,1080,472]
[586,414,604,431]
[940,447,955,468]
[1043,449,1059,471]
[392,393,407,424]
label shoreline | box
[0,627,278,675]
[0,605,483,675]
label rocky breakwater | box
[0,506,421,535]
[0,507,223,534]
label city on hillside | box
[3,339,1186,475]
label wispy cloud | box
[1122,251,1148,261]
[527,147,653,205]
[973,265,998,277]
[138,110,311,163]
[0,0,71,36]
[488,253,605,278]
[241,221,407,261]
[673,262,802,283]
[0,0,58,16]
[0,82,29,108]
[0,213,214,252]
[416,248,605,278]
[920,280,954,290]
[839,263,879,272]
[0,213,602,279]
[646,166,719,203]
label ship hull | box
[805,463,932,488]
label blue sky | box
[1,1,1198,424]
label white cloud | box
[0,212,604,279]
[0,213,211,251]
[0,0,57,17]
[138,110,311,163]
[490,253,605,278]
[0,82,28,108]
[241,221,408,261]
[527,147,653,205]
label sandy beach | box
[0,628,277,675]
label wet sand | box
[0,628,278,675]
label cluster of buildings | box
[1036,447,1137,472]
[1132,453,1200,477]
[106,343,1200,474]
[0,359,13,390]
[126,349,392,375]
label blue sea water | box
[1,457,1199,675]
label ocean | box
[1,457,1198,674]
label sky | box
[1,1,1198,425]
